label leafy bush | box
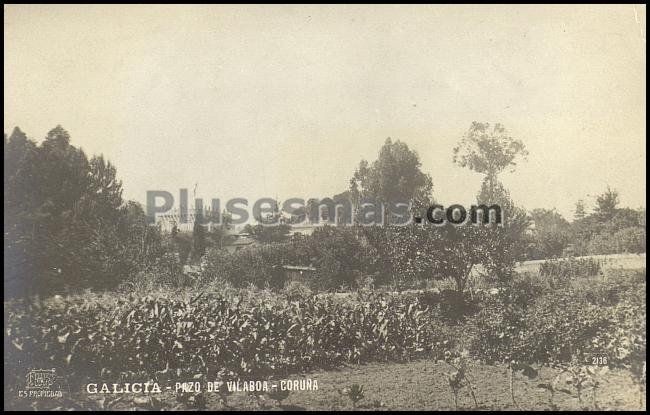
[587,226,646,255]
[470,276,644,367]
[526,208,571,260]
[468,293,527,364]
[282,280,313,301]
[517,292,613,364]
[573,270,646,307]
[201,243,295,289]
[201,227,380,292]
[426,289,481,322]
[303,227,374,291]
[4,291,455,395]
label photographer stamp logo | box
[18,369,64,398]
[26,369,56,389]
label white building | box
[156,208,221,233]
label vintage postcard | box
[4,4,646,411]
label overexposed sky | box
[4,4,646,219]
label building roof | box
[230,237,255,246]
[282,265,317,271]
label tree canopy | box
[4,126,164,297]
[350,137,433,223]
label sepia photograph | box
[4,4,646,411]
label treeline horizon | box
[4,125,646,298]
[5,126,645,224]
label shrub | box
[4,291,456,397]
[573,271,645,307]
[539,257,602,280]
[468,294,527,364]
[201,227,380,292]
[587,226,646,255]
[436,290,481,322]
[201,243,295,289]
[518,292,613,364]
[469,284,638,366]
[283,280,313,301]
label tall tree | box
[350,137,433,223]
[192,212,207,261]
[86,155,123,216]
[4,126,165,297]
[594,186,619,221]
[4,127,40,296]
[529,208,571,258]
[207,210,235,249]
[453,122,528,204]
[453,122,530,280]
[574,199,587,221]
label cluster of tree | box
[242,223,292,244]
[8,121,642,298]
[202,127,532,292]
[4,126,165,297]
[451,122,645,260]
[202,219,529,293]
[526,188,645,259]
[202,226,371,291]
[204,122,645,295]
